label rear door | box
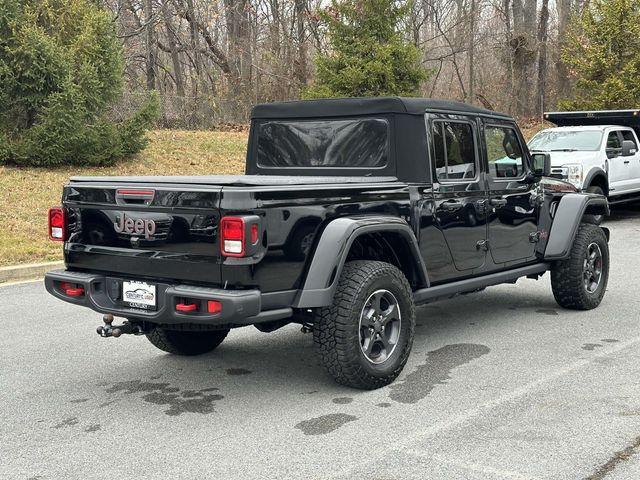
[429,114,489,273]
[483,122,540,265]
[620,129,640,192]
[606,129,636,195]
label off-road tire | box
[551,223,609,310]
[146,328,229,355]
[584,186,605,225]
[313,260,415,389]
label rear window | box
[256,118,389,168]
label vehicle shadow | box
[605,202,640,223]
[92,285,555,416]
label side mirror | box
[531,152,551,177]
[622,140,637,156]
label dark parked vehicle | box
[45,97,610,389]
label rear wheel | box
[313,260,415,389]
[146,328,229,355]
[551,223,609,310]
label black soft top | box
[251,96,511,120]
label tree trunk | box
[467,0,476,104]
[556,0,573,101]
[535,0,550,117]
[294,0,308,88]
[161,2,185,97]
[144,0,156,90]
[224,0,252,118]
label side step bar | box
[413,263,550,305]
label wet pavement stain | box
[53,417,79,429]
[376,402,391,408]
[70,398,89,403]
[601,339,619,343]
[84,424,101,433]
[388,344,490,404]
[295,413,358,435]
[105,380,223,416]
[332,397,353,405]
[226,368,252,376]
[536,308,559,316]
[584,434,640,480]
[582,343,603,351]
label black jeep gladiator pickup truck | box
[45,97,610,389]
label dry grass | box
[0,122,548,267]
[0,130,247,267]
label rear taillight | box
[220,217,245,257]
[48,207,66,241]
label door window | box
[606,131,622,158]
[485,126,524,179]
[432,121,477,182]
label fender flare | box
[582,167,608,193]
[293,216,428,308]
[544,193,610,260]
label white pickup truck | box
[529,110,640,206]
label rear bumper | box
[44,269,293,326]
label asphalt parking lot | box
[2,205,640,480]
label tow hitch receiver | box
[97,314,145,338]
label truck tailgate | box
[63,180,224,285]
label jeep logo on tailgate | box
[114,213,157,239]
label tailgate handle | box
[116,189,155,206]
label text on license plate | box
[122,281,156,308]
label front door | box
[483,122,540,265]
[429,115,488,274]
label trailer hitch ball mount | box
[97,313,144,338]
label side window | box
[607,131,621,149]
[432,121,476,182]
[484,125,524,179]
[621,130,637,148]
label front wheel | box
[313,260,415,389]
[146,328,229,356]
[551,223,609,310]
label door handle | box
[624,160,630,164]
[489,198,508,207]
[441,200,463,211]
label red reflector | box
[48,207,66,241]
[176,303,198,312]
[207,300,222,314]
[250,224,259,244]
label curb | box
[0,261,63,285]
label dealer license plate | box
[122,281,157,309]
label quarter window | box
[432,121,476,182]
[485,126,525,179]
